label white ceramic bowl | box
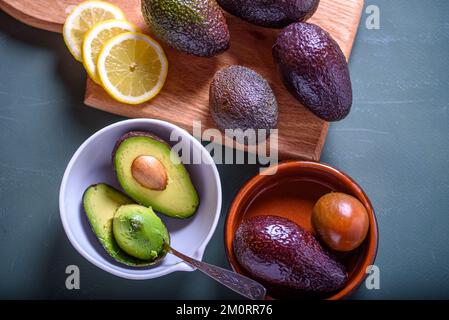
[59,119,222,280]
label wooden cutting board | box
[0,0,364,161]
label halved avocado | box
[113,131,199,218]
[83,183,163,266]
[113,204,170,261]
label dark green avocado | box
[209,66,278,144]
[141,0,230,57]
[233,215,347,298]
[273,22,352,121]
[217,0,320,28]
[113,204,170,262]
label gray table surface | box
[1,0,449,299]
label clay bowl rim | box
[224,161,379,300]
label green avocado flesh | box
[83,184,160,266]
[113,133,199,218]
[113,204,170,261]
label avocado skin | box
[217,0,319,28]
[141,0,230,57]
[209,66,278,142]
[273,23,352,121]
[112,131,168,161]
[233,215,347,297]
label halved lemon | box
[97,32,168,105]
[63,1,125,61]
[83,19,139,84]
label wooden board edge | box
[0,1,62,33]
[310,0,365,161]
[346,0,365,59]
[313,122,329,161]
[84,85,321,162]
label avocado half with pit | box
[112,131,199,218]
[83,184,169,266]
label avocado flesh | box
[113,204,170,261]
[83,184,158,266]
[141,0,230,57]
[233,215,347,298]
[272,22,352,121]
[113,131,199,218]
[217,0,319,28]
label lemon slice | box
[97,32,168,105]
[63,1,125,61]
[83,19,139,84]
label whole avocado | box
[209,66,278,143]
[141,0,230,57]
[233,215,347,298]
[217,0,320,28]
[273,23,352,121]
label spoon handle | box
[170,247,266,300]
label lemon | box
[63,1,125,62]
[83,19,139,84]
[97,32,168,105]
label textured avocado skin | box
[233,215,347,297]
[273,22,352,121]
[217,0,319,28]
[209,66,278,140]
[142,0,230,57]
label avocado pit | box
[131,155,168,191]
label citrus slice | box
[63,1,125,61]
[83,19,139,84]
[97,32,168,105]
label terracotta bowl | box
[225,161,378,300]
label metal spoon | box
[169,246,266,300]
